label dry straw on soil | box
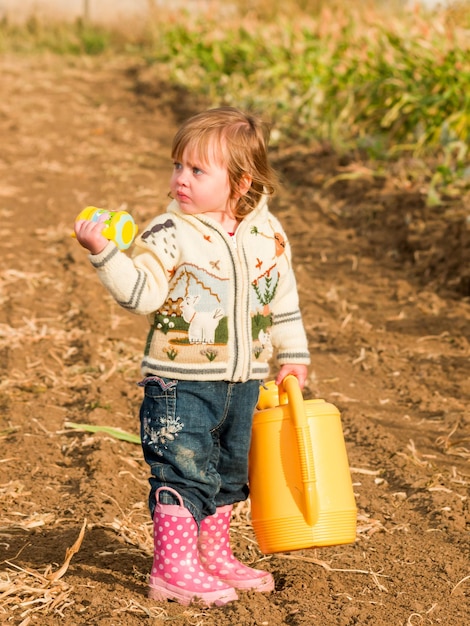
[0,519,86,625]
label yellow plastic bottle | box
[73,206,138,250]
[248,375,357,554]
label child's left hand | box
[275,364,308,389]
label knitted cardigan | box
[89,196,310,382]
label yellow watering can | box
[248,375,357,554]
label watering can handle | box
[282,375,318,526]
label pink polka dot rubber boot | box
[149,487,238,607]
[198,505,275,592]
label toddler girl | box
[74,106,310,607]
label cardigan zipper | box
[228,226,250,381]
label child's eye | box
[192,166,204,175]
[173,161,182,170]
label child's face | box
[170,143,235,221]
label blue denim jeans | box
[139,376,261,523]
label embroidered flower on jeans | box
[144,414,184,456]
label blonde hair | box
[171,106,278,219]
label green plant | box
[2,1,470,197]
[66,422,140,443]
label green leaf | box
[65,422,140,444]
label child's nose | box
[175,168,188,185]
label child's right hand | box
[74,215,109,255]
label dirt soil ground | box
[1,55,469,626]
